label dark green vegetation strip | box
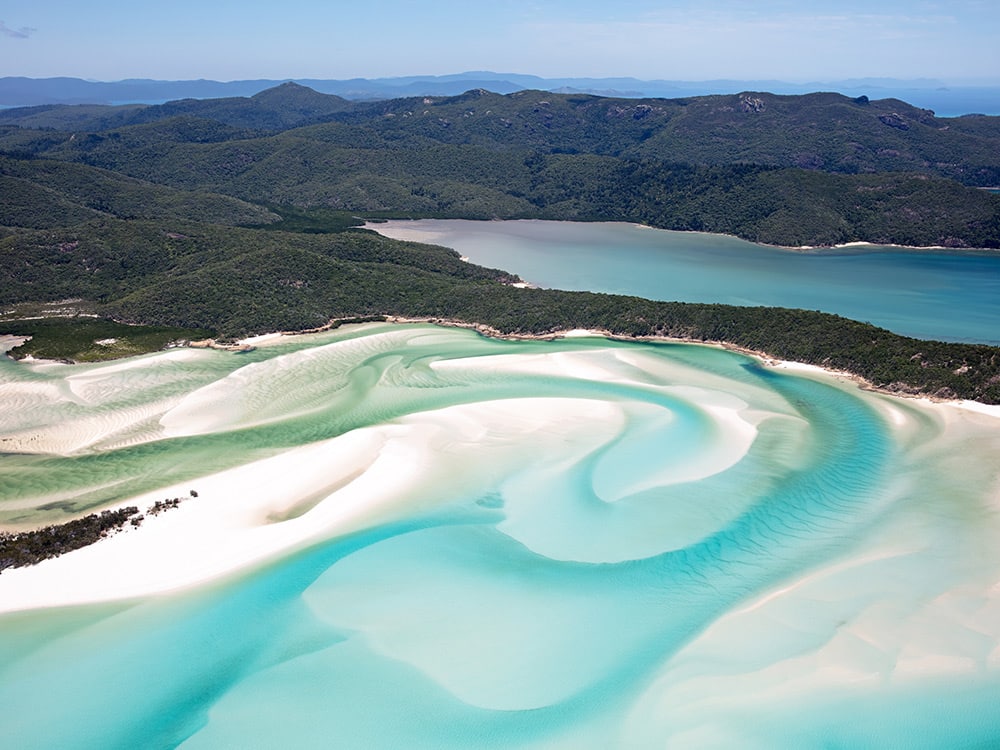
[2,223,997,402]
[0,507,140,571]
[458,290,1000,404]
[0,492,199,570]
[2,318,214,362]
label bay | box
[372,219,1000,344]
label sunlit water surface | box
[1,323,999,748]
[374,219,1000,344]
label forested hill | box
[2,83,1000,402]
[4,84,1000,183]
[3,217,999,404]
[2,84,999,248]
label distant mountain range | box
[3,72,1000,117]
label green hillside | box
[0,156,278,227]
[2,85,998,248]
[1,84,999,402]
[5,86,999,184]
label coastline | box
[6,309,997,408]
[0,319,997,615]
[381,315,1000,413]
[365,217,1000,255]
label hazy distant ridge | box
[3,72,999,116]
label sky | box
[1,0,998,84]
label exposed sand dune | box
[3,358,994,616]
[3,323,1000,750]
[0,396,627,612]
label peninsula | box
[1,84,999,402]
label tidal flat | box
[1,322,999,748]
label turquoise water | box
[375,220,1000,344]
[2,323,1000,748]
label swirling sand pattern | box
[1,323,999,749]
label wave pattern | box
[1,323,999,748]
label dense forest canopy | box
[1,84,998,402]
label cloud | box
[0,21,36,39]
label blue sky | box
[1,0,998,83]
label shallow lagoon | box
[374,220,1000,344]
[2,323,999,748]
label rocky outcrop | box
[879,112,909,130]
[740,94,766,113]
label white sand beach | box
[0,334,773,609]
[1,326,998,666]
[0,394,630,613]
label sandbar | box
[0,396,627,613]
[2,328,998,628]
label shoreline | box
[0,320,997,614]
[366,217,1000,255]
[6,313,998,409]
[380,316,1000,413]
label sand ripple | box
[2,323,999,749]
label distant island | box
[1,83,999,403]
[3,72,1000,117]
